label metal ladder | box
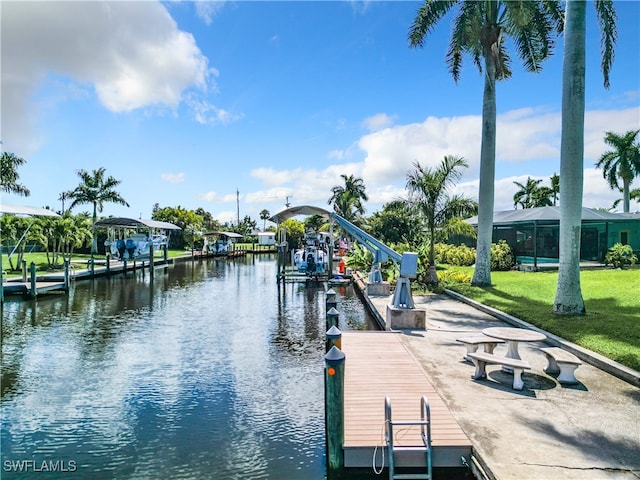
[384,395,432,480]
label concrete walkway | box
[365,293,640,480]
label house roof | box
[464,206,634,226]
[269,205,332,224]
[0,203,60,217]
[94,217,181,230]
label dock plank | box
[341,331,471,468]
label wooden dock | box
[341,331,472,469]
[2,280,67,297]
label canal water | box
[1,255,377,479]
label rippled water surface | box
[1,256,375,479]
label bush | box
[435,243,476,266]
[490,240,515,271]
[438,269,472,288]
[604,243,638,269]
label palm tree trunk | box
[471,55,497,286]
[623,177,630,213]
[554,0,586,315]
[91,203,98,255]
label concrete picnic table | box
[482,326,546,365]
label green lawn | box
[441,266,640,371]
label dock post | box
[22,259,27,282]
[106,255,110,276]
[326,288,337,311]
[149,244,154,280]
[326,307,339,331]
[29,262,37,299]
[64,260,70,291]
[326,326,342,353]
[325,345,345,476]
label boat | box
[96,217,181,262]
[203,231,243,256]
[294,230,331,275]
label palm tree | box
[596,129,640,213]
[553,0,617,316]
[259,209,271,231]
[550,173,560,206]
[328,174,369,223]
[1,152,31,197]
[613,187,640,210]
[513,177,553,208]
[66,167,129,254]
[406,155,478,283]
[409,0,563,287]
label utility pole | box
[236,188,240,226]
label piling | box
[325,345,345,475]
[149,244,154,280]
[326,307,339,330]
[326,326,342,353]
[29,262,37,299]
[64,260,70,291]
[326,288,337,311]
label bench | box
[539,347,582,384]
[457,334,505,361]
[467,351,531,390]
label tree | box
[1,152,31,197]
[259,209,271,231]
[406,155,477,283]
[513,177,553,208]
[409,0,563,287]
[613,187,640,210]
[328,174,369,224]
[553,0,617,316]
[368,200,422,246]
[596,129,640,213]
[550,173,560,206]
[66,167,129,254]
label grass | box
[439,266,640,371]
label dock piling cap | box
[326,288,337,299]
[326,325,342,338]
[325,345,345,364]
[327,307,339,316]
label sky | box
[2,0,639,228]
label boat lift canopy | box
[94,217,181,230]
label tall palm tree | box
[553,0,617,316]
[259,209,271,231]
[596,129,640,213]
[66,167,129,254]
[550,172,560,206]
[513,177,553,208]
[613,187,640,210]
[327,174,369,223]
[406,155,477,283]
[1,152,31,197]
[409,0,563,287]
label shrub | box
[438,269,472,288]
[604,243,638,269]
[490,240,515,271]
[434,243,476,266]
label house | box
[464,207,640,264]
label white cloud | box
[1,0,223,155]
[161,172,186,184]
[193,0,226,25]
[361,113,396,132]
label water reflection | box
[1,256,375,479]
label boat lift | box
[330,213,417,309]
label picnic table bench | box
[468,351,531,390]
[456,334,505,361]
[539,347,582,384]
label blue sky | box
[2,1,639,227]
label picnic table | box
[482,327,546,372]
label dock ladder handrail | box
[384,395,432,480]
